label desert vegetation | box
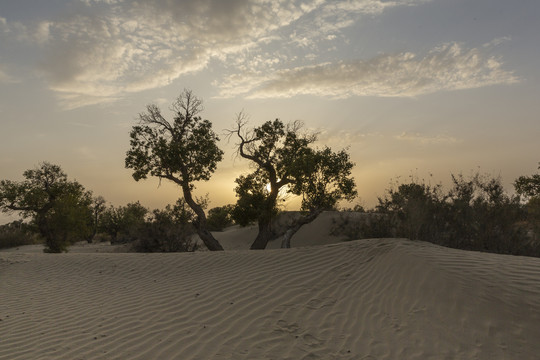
[1,90,539,257]
[331,169,540,257]
[0,162,96,252]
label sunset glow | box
[1,0,539,223]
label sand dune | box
[2,226,540,359]
[0,213,540,359]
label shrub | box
[131,222,198,253]
[330,212,394,240]
[332,172,539,257]
[0,221,41,249]
[131,206,198,252]
[206,205,234,231]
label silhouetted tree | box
[228,115,356,249]
[0,162,93,252]
[125,89,224,250]
[280,146,357,248]
[515,164,540,199]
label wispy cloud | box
[316,129,382,147]
[218,42,519,98]
[1,0,430,108]
[394,132,461,145]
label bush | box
[206,205,234,231]
[0,221,41,249]
[131,207,198,252]
[131,222,198,253]
[99,202,148,244]
[330,212,394,240]
[332,172,540,257]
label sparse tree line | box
[1,89,539,256]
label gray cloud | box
[218,42,519,98]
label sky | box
[1,0,539,223]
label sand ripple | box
[1,239,540,359]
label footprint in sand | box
[306,297,336,309]
[302,333,324,347]
[275,319,300,334]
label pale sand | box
[1,216,540,359]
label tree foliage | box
[125,89,224,250]
[0,162,93,252]
[228,115,356,249]
[515,164,540,199]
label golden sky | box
[1,0,539,223]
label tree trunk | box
[280,209,323,248]
[250,219,273,250]
[280,226,298,249]
[181,182,224,251]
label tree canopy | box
[125,89,224,251]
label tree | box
[87,195,106,243]
[228,115,357,249]
[515,164,540,241]
[515,164,540,200]
[125,89,224,251]
[0,162,93,252]
[280,146,357,248]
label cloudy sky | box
[1,0,539,222]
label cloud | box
[0,65,18,83]
[32,0,328,108]
[218,42,519,98]
[394,132,461,145]
[316,129,381,147]
[2,0,429,108]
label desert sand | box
[1,213,540,359]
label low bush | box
[131,204,199,252]
[206,205,234,231]
[0,221,41,249]
[332,172,540,257]
[131,222,198,253]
